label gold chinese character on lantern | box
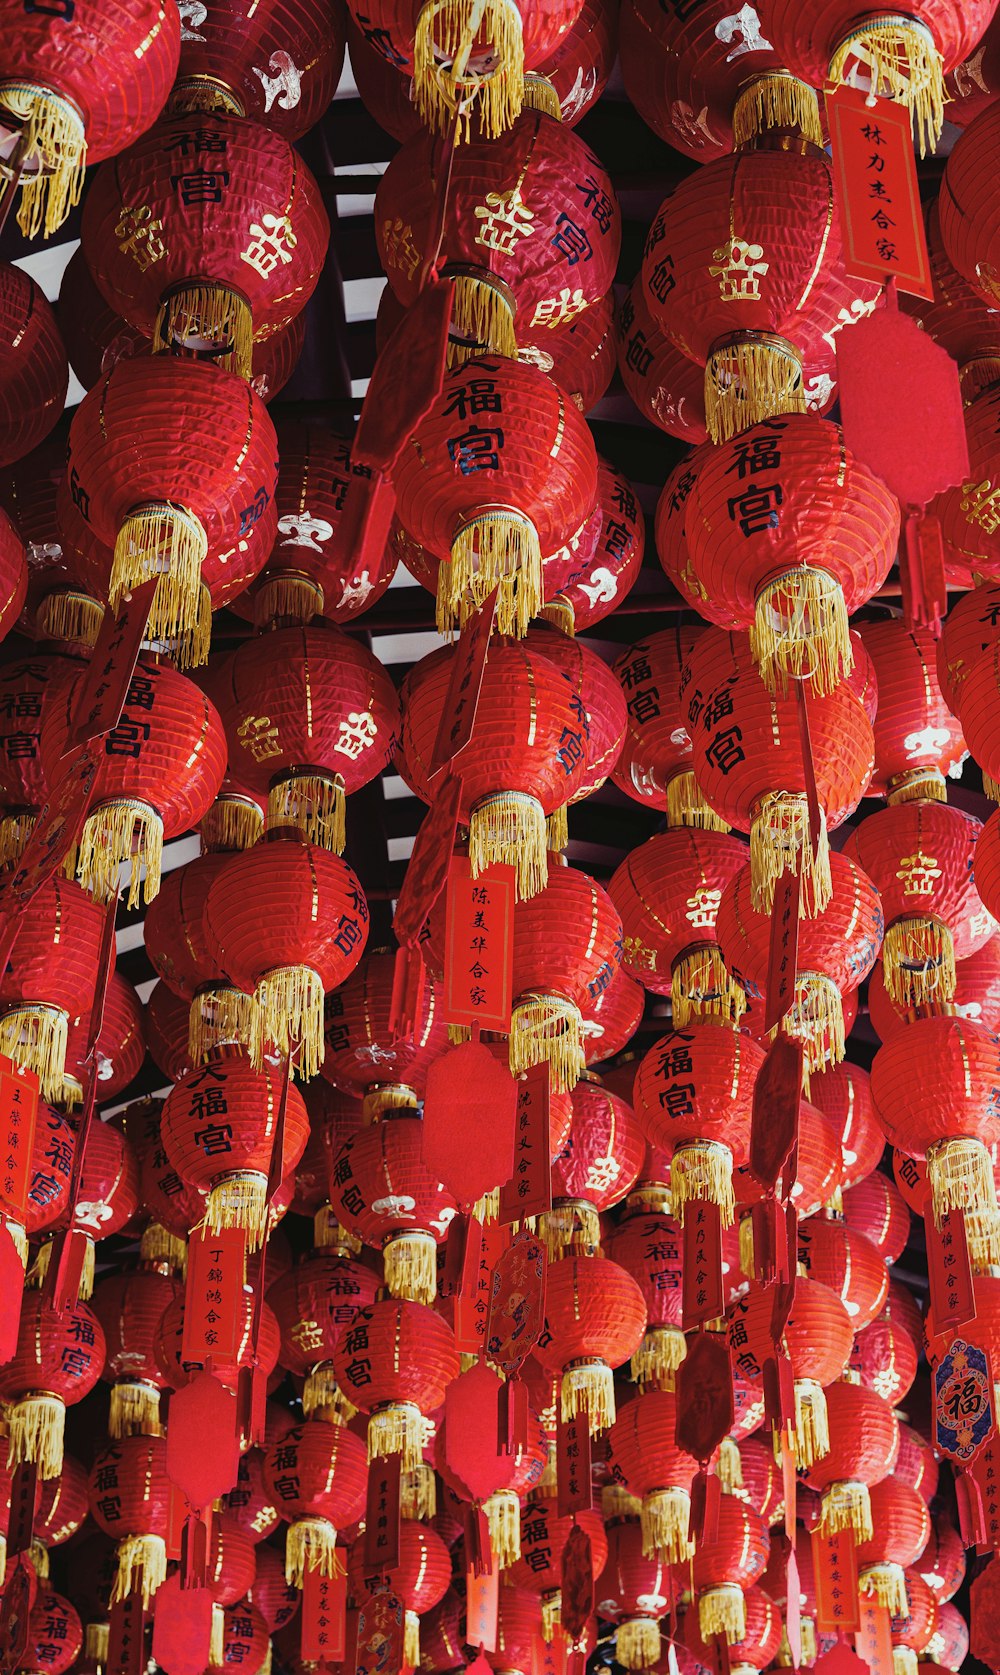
[961,477,1000,535]
[708,236,769,302]
[115,205,167,270]
[333,711,378,761]
[474,187,535,256]
[381,216,422,282]
[685,887,722,930]
[237,713,282,762]
[240,212,297,279]
[528,288,589,330]
[622,933,655,972]
[895,849,943,897]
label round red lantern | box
[62,969,144,1107]
[918,1519,966,1604]
[895,1421,938,1506]
[204,830,371,1079]
[91,1265,180,1439]
[891,1572,940,1674]
[853,1301,919,1409]
[857,620,966,803]
[690,1494,770,1646]
[322,951,448,1115]
[611,629,724,829]
[62,356,279,666]
[392,356,597,636]
[797,1214,889,1331]
[606,1207,685,1391]
[172,0,345,139]
[541,456,643,633]
[509,1489,607,1639]
[0,647,89,856]
[24,1591,82,1675]
[0,875,106,1100]
[327,1111,457,1304]
[261,1419,368,1584]
[249,1544,300,1636]
[0,1293,105,1479]
[8,1103,74,1270]
[0,265,66,471]
[484,1585,541,1675]
[683,1583,781,1672]
[617,279,709,445]
[332,1296,459,1468]
[925,1601,970,1671]
[808,1060,885,1190]
[349,1519,451,1669]
[143,851,261,1068]
[842,1170,911,1264]
[938,583,1000,716]
[729,1276,854,1469]
[268,1249,379,1416]
[805,1380,899,1543]
[32,1117,139,1302]
[534,1250,646,1435]
[545,1076,645,1254]
[88,1434,172,1607]
[155,1288,281,1396]
[597,1517,671,1673]
[209,1603,269,1675]
[605,1387,697,1563]
[583,969,644,1070]
[0,0,180,239]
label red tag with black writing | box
[181,1226,246,1366]
[764,870,800,1033]
[5,1464,36,1558]
[443,856,514,1033]
[498,1064,551,1223]
[466,1566,499,1652]
[430,588,498,775]
[812,1527,861,1634]
[454,1218,508,1354]
[925,1207,977,1332]
[302,1564,347,1664]
[968,1444,1000,1553]
[392,772,464,950]
[854,1597,894,1675]
[825,84,932,300]
[0,1056,37,1223]
[682,1200,724,1328]
[364,1454,401,1574]
[107,1595,147,1675]
[557,1412,593,1518]
[532,1633,567,1675]
[66,579,158,752]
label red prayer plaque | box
[557,1413,593,1517]
[152,1579,212,1675]
[423,1043,517,1207]
[676,1332,733,1462]
[749,1035,800,1189]
[355,1588,404,1675]
[5,1464,36,1558]
[65,578,158,752]
[181,1225,246,1366]
[854,1597,893,1675]
[444,1360,516,1502]
[812,1527,861,1634]
[443,856,514,1032]
[498,1064,551,1223]
[0,1056,38,1223]
[430,588,498,775]
[392,773,464,950]
[825,86,931,300]
[0,1558,31,1674]
[455,1218,509,1354]
[764,870,800,1033]
[0,742,100,937]
[466,1568,499,1653]
[165,1373,241,1508]
[681,1201,724,1328]
[302,1566,347,1664]
[486,1229,547,1376]
[364,1455,402,1573]
[925,1208,977,1333]
[107,1595,147,1675]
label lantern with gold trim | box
[87,1434,172,1610]
[155,1285,281,1396]
[0,265,66,471]
[797,1213,889,1332]
[0,1293,105,1479]
[804,1379,899,1544]
[262,1419,368,1588]
[31,1118,139,1304]
[24,1591,82,1675]
[533,1247,646,1435]
[606,1203,685,1391]
[729,1275,854,1469]
[332,1295,459,1469]
[683,1584,781,1675]
[689,1494,770,1647]
[611,629,721,828]
[543,1074,645,1256]
[143,851,261,1070]
[327,1111,457,1306]
[0,875,106,1100]
[853,1298,919,1408]
[596,1516,671,1675]
[508,1486,607,1642]
[8,1103,74,1275]
[605,1388,696,1566]
[808,1059,885,1190]
[892,1572,941,1675]
[522,621,626,849]
[858,620,966,804]
[322,949,448,1117]
[91,1263,181,1439]
[541,456,644,633]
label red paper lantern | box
[805,1380,899,1543]
[858,620,966,803]
[605,1207,685,1392]
[616,279,709,445]
[0,265,67,470]
[918,1520,966,1603]
[210,1603,269,1675]
[87,1434,172,1608]
[684,415,898,696]
[161,1049,310,1248]
[0,647,93,846]
[204,831,370,1079]
[332,1295,459,1469]
[891,1571,940,1671]
[853,1300,919,1408]
[155,1288,281,1394]
[937,582,1000,714]
[680,629,874,919]
[760,0,991,153]
[34,1452,87,1564]
[172,0,345,138]
[392,356,597,636]
[143,851,261,1068]
[321,950,448,1115]
[328,1112,457,1305]
[842,1170,911,1263]
[610,629,723,829]
[605,1388,697,1564]
[206,1516,257,1607]
[683,1583,781,1671]
[0,1293,106,1479]
[534,1250,646,1435]
[610,828,749,1026]
[127,1097,207,1258]
[63,970,145,1106]
[797,1214,889,1331]
[249,1544,300,1635]
[262,1418,368,1585]
[508,1489,607,1639]
[33,1118,139,1303]
[349,1519,451,1669]
[0,875,106,1100]
[632,1020,765,1226]
[736,1097,842,1244]
[0,0,180,239]
[690,1494,770,1646]
[541,457,643,633]
[729,1275,854,1469]
[583,969,645,1069]
[733,1436,783,1526]
[895,1421,939,1506]
[924,378,1000,586]
[545,1075,645,1254]
[63,356,279,666]
[25,1591,82,1675]
[10,1104,74,1270]
[523,622,626,828]
[483,1585,540,1675]
[925,1601,970,1671]
[808,1060,885,1190]
[597,1517,671,1673]
[91,1265,180,1439]
[901,197,1000,367]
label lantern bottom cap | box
[110,503,210,672]
[440,508,542,639]
[109,1380,164,1440]
[285,1516,341,1588]
[860,1560,909,1618]
[470,790,547,902]
[267,770,346,857]
[631,1324,686,1392]
[821,1477,873,1543]
[368,1401,426,1472]
[670,1139,735,1226]
[665,770,728,833]
[78,797,164,910]
[155,283,254,381]
[254,962,325,1080]
[0,80,85,239]
[616,1617,662,1672]
[383,1228,439,1305]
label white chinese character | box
[177,0,207,40]
[903,724,953,761]
[338,572,375,610]
[715,5,772,60]
[953,44,989,98]
[278,511,335,553]
[670,101,718,149]
[252,51,303,113]
[334,711,378,760]
[576,567,619,608]
[241,213,297,280]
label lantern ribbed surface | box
[509,1491,608,1594]
[842,1169,911,1262]
[605,1209,684,1387]
[684,1583,781,1670]
[0,875,106,1100]
[249,1544,299,1634]
[544,455,643,633]
[808,1060,884,1189]
[797,1215,889,1331]
[332,1297,459,1467]
[891,1571,940,1653]
[656,460,743,628]
[87,1434,172,1608]
[262,1420,369,1585]
[853,1305,919,1408]
[730,1274,854,1390]
[63,970,145,1104]
[606,1387,697,1563]
[210,1604,269,1675]
[0,1294,106,1479]
[927,1602,970,1671]
[392,356,598,637]
[143,852,238,1000]
[0,648,84,816]
[918,1519,967,1603]
[738,1096,843,1224]
[91,1267,179,1437]
[26,1592,82,1675]
[617,278,709,444]
[129,1097,207,1242]
[523,623,627,804]
[0,0,180,238]
[485,1585,540,1674]
[584,970,645,1066]
[534,1251,647,1434]
[858,619,966,800]
[173,0,345,139]
[940,97,1000,305]
[348,1518,451,1662]
[322,951,448,1105]
[597,1517,671,1653]
[895,1421,939,1505]
[206,1517,257,1605]
[0,265,67,469]
[938,583,1000,717]
[691,1496,770,1645]
[610,628,708,818]
[549,1078,646,1234]
[328,1114,457,1303]
[903,199,1000,370]
[805,1381,899,1542]
[155,1290,280,1391]
[268,1249,379,1387]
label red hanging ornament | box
[805,1380,899,1544]
[729,1275,854,1470]
[534,1249,646,1435]
[596,1516,672,1674]
[616,279,710,445]
[841,1171,911,1264]
[857,620,966,804]
[268,1247,379,1419]
[143,852,262,1069]
[328,1110,457,1305]
[25,1590,82,1674]
[797,1214,889,1331]
[349,1519,451,1670]
[0,875,106,1100]
[807,1060,884,1190]
[606,1204,685,1392]
[0,1293,106,1479]
[605,1387,697,1565]
[91,1264,181,1439]
[332,1295,459,1469]
[853,1300,919,1408]
[171,0,345,138]
[683,1582,781,1671]
[87,1434,172,1609]
[322,950,448,1115]
[32,1118,139,1302]
[891,1571,941,1674]
[63,969,145,1108]
[917,1519,966,1603]
[690,1494,770,1646]
[0,265,67,471]
[261,1419,368,1587]
[544,1076,645,1256]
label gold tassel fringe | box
[698,1584,746,1647]
[254,963,325,1079]
[783,972,845,1083]
[0,1005,67,1103]
[539,1202,601,1260]
[285,1517,340,1588]
[860,1561,909,1619]
[968,1208,1000,1271]
[404,1611,420,1671]
[751,568,853,698]
[522,75,561,118]
[665,770,729,833]
[509,992,584,1092]
[36,590,104,649]
[792,1377,829,1469]
[201,795,265,854]
[110,504,210,672]
[210,1604,225,1667]
[2,1220,26,1271]
[882,916,956,1007]
[449,272,518,365]
[484,1489,520,1568]
[603,1485,642,1521]
[631,1325,686,1391]
[704,336,806,448]
[821,1479,873,1543]
[672,946,746,1028]
[731,73,823,147]
[368,1403,425,1471]
[189,986,261,1067]
[0,82,86,240]
[440,510,542,639]
[893,1650,919,1675]
[139,1223,188,1273]
[154,284,254,382]
[7,1392,65,1479]
[313,1208,361,1252]
[829,16,944,157]
[670,1139,735,1226]
[0,814,35,871]
[29,1539,48,1579]
[474,1185,500,1222]
[78,798,163,909]
[717,1436,742,1492]
[253,574,324,629]
[750,791,831,918]
[109,1381,162,1440]
[113,1534,167,1609]
[206,1170,270,1252]
[540,1592,561,1644]
[261,1641,272,1675]
[927,1135,1000,1238]
[383,1230,439,1305]
[85,1624,109,1667]
[401,1461,437,1522]
[302,1366,356,1425]
[616,1620,662,1672]
[267,772,346,857]
[560,1357,615,1436]
[470,791,547,902]
[538,598,576,634]
[546,804,569,855]
[985,773,1000,804]
[739,1213,755,1281]
[886,770,948,805]
[413,0,524,139]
